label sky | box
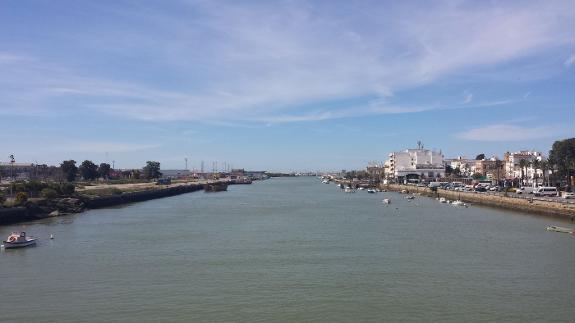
[1,0,574,172]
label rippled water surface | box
[1,177,574,322]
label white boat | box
[322,180,330,184]
[358,187,365,190]
[405,195,414,200]
[382,198,391,204]
[367,189,376,193]
[546,226,575,234]
[344,187,355,193]
[451,200,467,207]
[439,197,447,203]
[2,232,37,249]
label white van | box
[534,187,558,197]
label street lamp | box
[9,154,15,197]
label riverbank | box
[0,181,228,226]
[383,183,575,219]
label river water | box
[1,177,574,322]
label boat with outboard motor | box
[546,226,574,234]
[2,232,37,249]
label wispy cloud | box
[1,1,574,123]
[456,124,568,141]
[565,54,575,67]
[45,141,159,153]
[463,91,474,104]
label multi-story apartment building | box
[386,143,444,182]
[503,151,545,185]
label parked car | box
[562,192,575,199]
[475,186,487,192]
[515,188,524,194]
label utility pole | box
[185,158,188,170]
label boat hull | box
[2,239,37,249]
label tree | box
[549,138,575,189]
[98,163,111,179]
[540,160,549,186]
[142,161,162,180]
[445,165,454,177]
[475,154,485,160]
[472,172,483,180]
[79,160,99,181]
[60,160,78,182]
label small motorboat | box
[2,232,37,249]
[367,189,376,194]
[344,187,355,193]
[439,197,448,203]
[546,226,575,234]
[382,198,391,204]
[451,200,467,207]
[405,195,414,200]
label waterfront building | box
[444,156,475,177]
[474,157,504,182]
[385,143,445,183]
[504,151,545,185]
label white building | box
[444,156,475,177]
[386,144,445,182]
[504,151,545,185]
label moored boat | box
[2,232,37,249]
[382,198,391,204]
[204,182,228,192]
[546,226,575,234]
[367,189,376,193]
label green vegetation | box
[40,188,58,199]
[549,138,575,189]
[475,153,485,160]
[79,187,123,197]
[98,163,111,179]
[61,160,78,182]
[143,161,162,180]
[79,160,99,180]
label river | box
[1,177,574,322]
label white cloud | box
[1,1,574,122]
[565,55,575,67]
[457,124,567,141]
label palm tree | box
[532,159,541,186]
[540,160,549,186]
[519,159,527,186]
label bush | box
[60,183,75,196]
[40,188,59,199]
[15,192,28,205]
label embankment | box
[0,183,209,226]
[384,184,575,219]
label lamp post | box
[9,154,15,197]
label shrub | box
[15,192,28,205]
[40,188,59,199]
[60,183,76,196]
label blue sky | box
[1,0,574,171]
